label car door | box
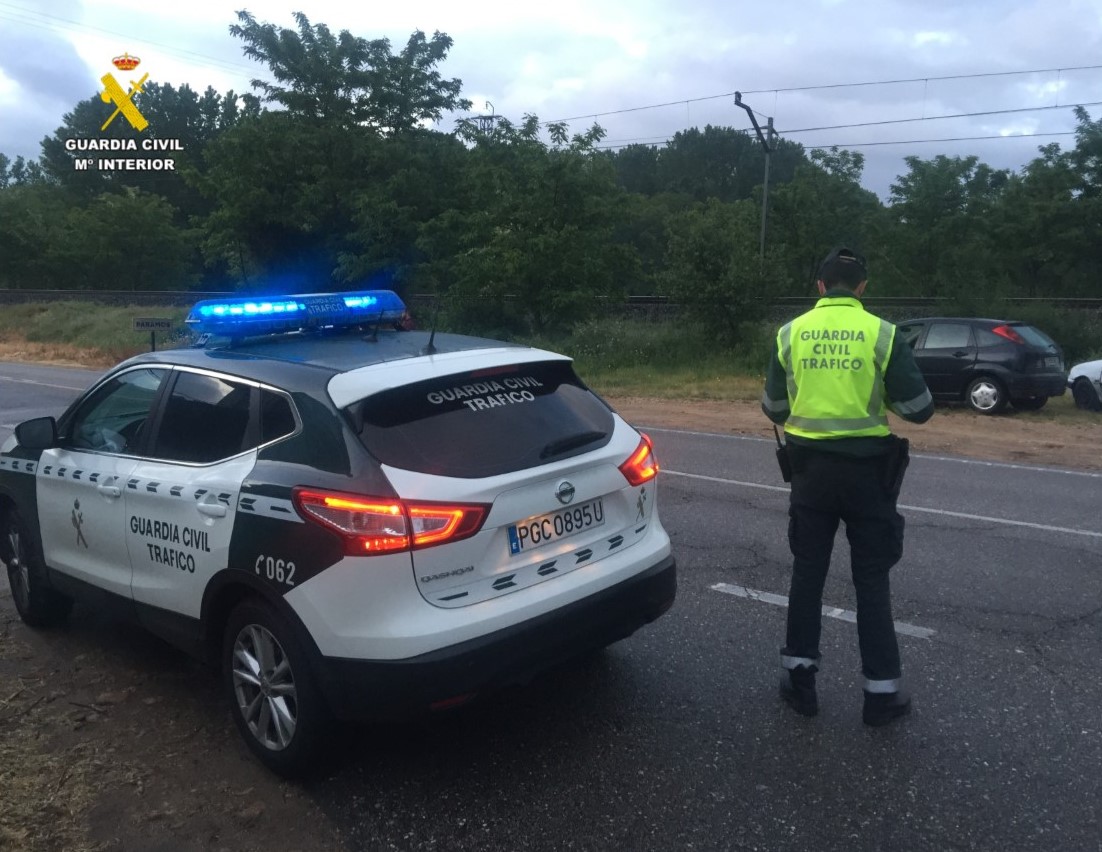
[914,322,977,397]
[125,368,258,618]
[36,366,169,597]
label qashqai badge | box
[555,481,575,505]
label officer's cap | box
[820,247,868,280]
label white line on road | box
[711,582,936,639]
[664,469,1102,539]
[0,376,86,391]
[643,426,1102,479]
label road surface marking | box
[711,582,936,639]
[643,426,1102,479]
[0,376,87,391]
[664,470,1102,539]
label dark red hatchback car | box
[896,317,1067,414]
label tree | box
[769,147,885,293]
[229,11,470,132]
[653,125,804,203]
[0,184,71,287]
[0,186,194,289]
[986,144,1083,297]
[337,130,469,290]
[606,144,660,195]
[886,154,1010,297]
[58,190,196,290]
[0,154,47,188]
[196,111,367,288]
[662,198,785,342]
[420,115,634,334]
[1068,106,1102,198]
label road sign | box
[133,317,173,331]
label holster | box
[882,436,911,496]
[773,426,792,483]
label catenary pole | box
[734,93,775,270]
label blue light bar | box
[185,290,407,336]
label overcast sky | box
[1,0,1101,198]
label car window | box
[923,323,973,350]
[150,371,254,464]
[260,388,297,444]
[349,360,615,478]
[67,367,168,454]
[1012,324,1059,351]
[974,328,1005,347]
[896,323,925,347]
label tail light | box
[293,488,489,556]
[619,433,659,486]
[992,325,1025,344]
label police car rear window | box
[348,361,614,478]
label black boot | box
[780,666,818,717]
[862,690,911,727]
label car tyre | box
[966,376,1008,415]
[223,598,330,777]
[1,509,72,628]
[1072,378,1102,412]
[1010,396,1048,411]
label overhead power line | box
[806,131,1076,150]
[595,129,1078,153]
[0,1,260,78]
[546,64,1102,125]
[780,101,1102,134]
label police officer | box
[761,247,933,726]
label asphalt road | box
[3,361,1101,851]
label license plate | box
[1045,356,1062,369]
[507,499,604,555]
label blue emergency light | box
[185,290,407,336]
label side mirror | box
[14,416,59,450]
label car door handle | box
[953,350,970,358]
[196,501,228,518]
[97,484,122,499]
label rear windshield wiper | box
[539,429,608,460]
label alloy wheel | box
[4,524,30,613]
[231,623,298,751]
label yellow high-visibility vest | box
[777,295,895,440]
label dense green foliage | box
[1,11,1100,354]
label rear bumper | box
[312,554,676,720]
[1004,374,1067,398]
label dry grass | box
[0,339,122,370]
[0,613,107,852]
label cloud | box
[0,14,97,159]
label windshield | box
[1011,324,1059,351]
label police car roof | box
[126,328,527,392]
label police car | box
[0,291,676,774]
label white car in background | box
[1068,359,1102,411]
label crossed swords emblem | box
[100,71,149,132]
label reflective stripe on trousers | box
[864,678,901,694]
[781,654,820,671]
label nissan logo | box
[555,481,575,505]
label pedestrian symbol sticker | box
[72,499,88,548]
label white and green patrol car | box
[0,290,676,774]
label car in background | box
[1068,358,1102,411]
[0,289,676,774]
[895,317,1066,415]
